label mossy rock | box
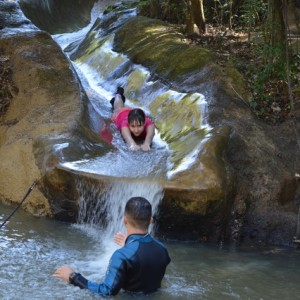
[114,16,212,81]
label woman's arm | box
[140,124,155,151]
[121,126,140,151]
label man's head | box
[124,197,152,231]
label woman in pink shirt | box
[111,91,155,151]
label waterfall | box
[51,2,210,243]
[76,177,164,240]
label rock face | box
[112,16,300,246]
[0,2,86,217]
[0,1,299,248]
[19,0,97,34]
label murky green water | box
[1,202,300,300]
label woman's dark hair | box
[128,108,145,125]
[125,197,152,230]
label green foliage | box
[133,0,296,122]
[211,0,233,28]
[237,0,268,43]
[245,41,287,118]
[104,1,139,14]
[291,53,300,86]
[233,1,289,120]
[138,0,186,24]
[137,0,150,14]
[239,0,267,29]
[160,0,186,24]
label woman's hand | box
[129,144,141,151]
[53,265,75,282]
[114,232,127,247]
[142,124,154,151]
[121,127,140,151]
[140,143,151,151]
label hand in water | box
[53,265,75,282]
[129,144,140,151]
[140,143,151,151]
[114,232,127,247]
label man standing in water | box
[53,197,171,296]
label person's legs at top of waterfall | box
[99,87,126,143]
[110,86,126,111]
[111,97,155,151]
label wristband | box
[69,272,78,284]
[68,272,88,289]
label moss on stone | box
[114,16,212,81]
[74,35,110,62]
[103,1,139,14]
[225,65,249,100]
[148,91,210,168]
[126,69,149,99]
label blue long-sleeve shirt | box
[70,233,171,295]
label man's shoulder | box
[112,241,140,260]
[149,236,167,248]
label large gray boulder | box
[0,2,86,217]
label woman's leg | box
[114,94,125,111]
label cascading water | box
[76,178,164,239]
[52,1,211,239]
[51,4,168,239]
[71,177,165,279]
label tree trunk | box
[267,0,285,49]
[149,0,161,19]
[191,0,206,33]
[185,0,195,35]
[185,0,206,35]
[291,0,300,32]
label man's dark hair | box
[125,197,152,230]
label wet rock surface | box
[0,1,92,217]
[112,15,300,246]
[19,0,97,34]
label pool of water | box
[1,202,300,300]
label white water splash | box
[76,178,164,240]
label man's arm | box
[53,265,89,290]
[87,250,126,295]
[53,250,126,296]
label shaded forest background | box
[106,0,300,124]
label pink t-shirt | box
[111,108,154,137]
